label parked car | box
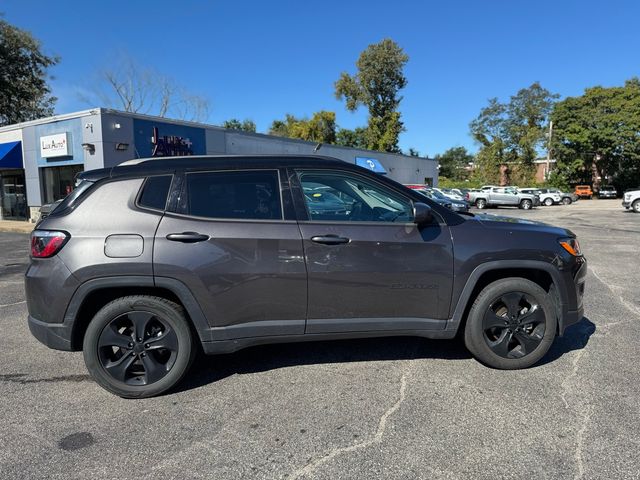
[622,188,640,212]
[597,185,617,199]
[467,187,539,210]
[520,188,561,206]
[434,187,465,201]
[27,155,586,398]
[420,188,469,212]
[405,185,452,210]
[574,185,593,199]
[542,188,578,205]
[39,199,63,219]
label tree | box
[435,146,473,180]
[268,111,336,143]
[470,82,558,184]
[551,78,640,190]
[222,118,256,132]
[335,39,408,153]
[89,53,211,122]
[335,127,368,149]
[0,18,58,126]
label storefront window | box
[0,170,28,220]
[41,165,84,204]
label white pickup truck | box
[623,188,640,212]
[467,186,540,210]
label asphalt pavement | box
[0,199,638,479]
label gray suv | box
[26,156,587,398]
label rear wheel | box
[476,198,487,209]
[83,296,195,398]
[464,278,556,369]
[543,198,553,206]
[633,200,640,213]
[562,197,572,205]
[519,199,533,210]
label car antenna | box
[313,143,322,152]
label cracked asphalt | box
[0,198,638,479]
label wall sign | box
[40,133,71,158]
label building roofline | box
[0,107,436,163]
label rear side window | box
[138,175,172,210]
[185,170,282,220]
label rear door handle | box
[166,232,210,243]
[310,235,350,245]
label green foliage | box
[438,177,484,189]
[435,146,473,179]
[222,118,256,132]
[551,78,640,191]
[0,18,58,125]
[470,83,558,184]
[405,147,420,157]
[335,127,367,149]
[269,111,337,144]
[335,39,408,153]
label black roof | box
[78,155,349,181]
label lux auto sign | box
[40,133,71,158]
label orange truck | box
[574,185,593,199]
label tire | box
[83,295,195,398]
[464,278,557,369]
[562,197,572,205]
[476,198,487,209]
[633,200,640,213]
[543,198,553,206]
[519,199,533,210]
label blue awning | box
[355,156,387,174]
[0,141,22,169]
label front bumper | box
[622,200,631,208]
[559,258,587,335]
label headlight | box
[559,237,582,256]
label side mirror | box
[413,202,433,225]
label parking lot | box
[0,199,638,480]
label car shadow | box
[538,316,596,366]
[176,336,471,394]
[175,317,596,394]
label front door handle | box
[166,232,210,243]
[311,235,350,245]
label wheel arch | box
[66,276,211,350]
[449,261,569,337]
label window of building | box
[41,165,84,204]
[184,170,282,220]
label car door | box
[292,168,454,334]
[154,168,307,341]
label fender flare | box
[447,260,571,334]
[64,276,212,346]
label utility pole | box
[546,120,553,179]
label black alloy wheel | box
[482,292,545,359]
[83,296,194,398]
[97,311,179,386]
[464,277,557,369]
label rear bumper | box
[28,315,73,351]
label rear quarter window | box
[138,175,173,211]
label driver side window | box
[298,170,414,223]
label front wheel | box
[519,199,533,210]
[633,200,640,213]
[543,198,553,206]
[464,278,557,369]
[562,197,572,205]
[83,296,195,398]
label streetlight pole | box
[546,120,553,179]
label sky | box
[3,0,640,156]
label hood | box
[469,213,575,237]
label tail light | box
[30,230,69,258]
[465,193,470,200]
